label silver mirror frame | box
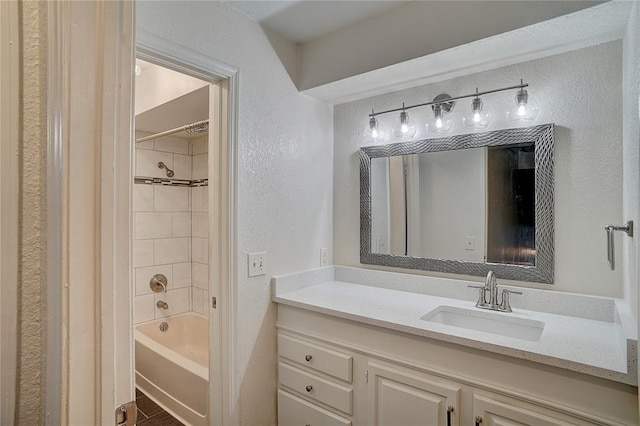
[360,124,554,284]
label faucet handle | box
[468,285,487,307]
[499,288,522,312]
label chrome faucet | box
[156,300,169,310]
[468,271,522,312]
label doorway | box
[133,59,211,425]
[134,33,239,426]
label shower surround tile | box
[134,133,209,323]
[136,149,174,178]
[135,294,155,323]
[135,212,172,239]
[134,185,154,211]
[172,262,192,289]
[153,237,190,265]
[154,135,189,155]
[134,240,154,267]
[172,213,192,237]
[192,263,208,290]
[192,153,207,180]
[154,186,189,212]
[173,154,192,180]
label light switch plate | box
[248,252,267,277]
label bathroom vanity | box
[273,267,638,426]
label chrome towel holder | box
[605,221,633,271]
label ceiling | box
[222,0,409,43]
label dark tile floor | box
[135,388,185,426]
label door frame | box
[46,3,239,424]
[136,30,240,425]
[0,1,19,424]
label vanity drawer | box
[278,333,353,382]
[278,390,351,426]
[279,362,353,415]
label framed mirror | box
[360,124,554,283]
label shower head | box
[157,162,175,177]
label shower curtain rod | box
[135,119,209,143]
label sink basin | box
[421,306,545,341]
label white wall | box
[414,149,485,262]
[136,2,334,424]
[135,62,208,115]
[334,41,624,297]
[298,1,600,90]
[623,2,640,320]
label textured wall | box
[334,41,624,297]
[136,2,334,424]
[17,1,47,423]
[622,3,640,319]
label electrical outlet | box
[248,252,267,277]
[320,248,329,266]
[465,236,476,251]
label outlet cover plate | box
[320,248,329,266]
[248,252,267,277]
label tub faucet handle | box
[150,274,168,293]
[157,300,169,310]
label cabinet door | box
[473,394,585,426]
[367,361,460,426]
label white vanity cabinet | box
[366,360,460,426]
[471,393,582,426]
[276,305,638,426]
[277,333,355,426]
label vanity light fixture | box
[366,80,532,140]
[392,103,417,139]
[366,109,387,143]
[463,88,492,129]
[509,79,538,123]
[427,94,455,134]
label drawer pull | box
[447,405,453,426]
[305,354,313,362]
[475,415,483,426]
[305,385,313,392]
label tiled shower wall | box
[133,133,209,323]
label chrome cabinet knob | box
[304,354,312,362]
[305,385,313,392]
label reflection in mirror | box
[361,124,554,283]
[371,144,535,266]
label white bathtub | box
[135,312,208,426]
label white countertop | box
[273,268,637,386]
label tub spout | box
[157,300,169,310]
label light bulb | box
[509,85,538,123]
[518,104,526,116]
[428,103,453,134]
[463,96,491,129]
[364,112,387,143]
[392,107,417,139]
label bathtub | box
[135,312,208,426]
